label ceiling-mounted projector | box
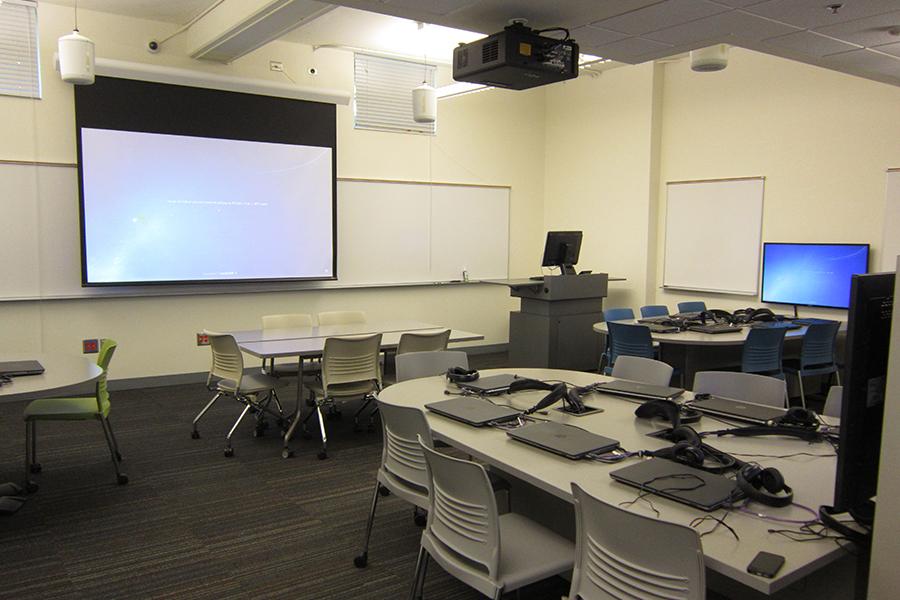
[452,22,579,90]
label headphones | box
[446,367,479,383]
[773,407,819,429]
[635,399,702,427]
[521,380,587,415]
[647,426,737,473]
[737,463,793,507]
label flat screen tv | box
[541,231,582,275]
[760,243,869,309]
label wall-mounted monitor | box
[541,231,582,275]
[760,243,869,309]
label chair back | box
[603,307,635,322]
[611,356,673,387]
[262,313,313,329]
[799,321,840,368]
[95,338,117,414]
[640,305,669,318]
[693,371,787,408]
[420,438,500,581]
[823,385,844,419]
[397,329,451,355]
[206,331,244,392]
[321,333,382,394]
[396,350,468,383]
[741,327,786,375]
[569,483,705,600]
[317,310,366,326]
[607,322,655,366]
[378,403,432,493]
[677,301,707,313]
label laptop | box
[609,458,739,511]
[689,396,787,425]
[0,360,45,377]
[455,373,521,395]
[425,396,521,427]
[506,421,619,460]
[593,380,684,402]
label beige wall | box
[0,4,548,379]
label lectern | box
[490,274,608,370]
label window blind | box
[354,53,436,135]
[0,0,41,99]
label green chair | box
[24,339,127,489]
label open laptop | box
[455,373,521,395]
[425,396,521,427]
[506,421,619,460]
[609,458,739,511]
[593,380,684,402]
[0,360,45,378]
[689,396,787,425]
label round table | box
[0,353,102,403]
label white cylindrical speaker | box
[412,83,436,123]
[690,44,728,72]
[58,30,95,85]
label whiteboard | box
[882,169,900,271]
[0,162,510,300]
[663,177,765,295]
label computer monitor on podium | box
[541,231,582,275]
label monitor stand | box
[561,264,577,275]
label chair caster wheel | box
[224,447,234,458]
[317,451,328,460]
[117,474,129,485]
[115,452,123,462]
[25,480,39,494]
[191,430,200,439]
[29,463,42,474]
[354,554,368,568]
[414,510,427,527]
[378,487,391,497]
[281,448,294,459]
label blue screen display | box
[761,243,869,309]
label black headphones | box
[648,426,737,473]
[737,463,793,507]
[446,367,479,383]
[521,380,587,415]
[635,399,702,427]
[773,407,819,429]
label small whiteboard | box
[663,177,765,295]
[882,169,900,271]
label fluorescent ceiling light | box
[436,80,488,99]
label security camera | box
[147,40,160,54]
[308,67,318,75]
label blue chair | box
[640,305,669,318]
[741,327,786,378]
[783,321,841,408]
[605,322,655,375]
[677,301,707,313]
[603,307,635,322]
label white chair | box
[396,350,468,383]
[569,483,705,600]
[823,385,844,419]
[304,333,382,458]
[261,313,314,377]
[193,331,288,457]
[410,439,574,600]
[354,402,433,569]
[397,329,451,355]
[610,356,674,387]
[692,371,787,408]
[317,310,366,326]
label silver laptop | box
[0,360,44,377]
[610,458,739,511]
[425,397,521,427]
[593,380,684,402]
[689,396,787,425]
[506,421,619,460]
[455,373,521,395]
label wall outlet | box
[269,60,284,72]
[196,332,210,346]
[82,338,99,354]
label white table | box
[379,368,849,597]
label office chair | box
[410,438,574,600]
[603,307,635,322]
[693,371,787,408]
[261,313,315,377]
[396,350,468,383]
[396,329,451,355]
[24,339,127,489]
[677,301,707,313]
[303,333,382,458]
[317,310,366,326]
[604,322,655,375]
[823,385,843,419]
[640,304,670,318]
[741,327,786,378]
[569,483,705,600]
[782,321,841,408]
[610,355,674,387]
[192,331,289,457]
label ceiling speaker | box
[58,30,95,85]
[690,44,728,72]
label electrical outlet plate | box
[196,332,210,346]
[269,60,284,72]
[82,339,99,354]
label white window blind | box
[0,0,40,99]
[354,53,436,135]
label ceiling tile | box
[814,10,900,48]
[823,48,900,79]
[384,0,479,17]
[587,36,674,63]
[708,0,768,6]
[571,25,630,47]
[590,0,730,36]
[761,30,860,58]
[875,41,900,57]
[644,9,799,45]
[743,0,900,29]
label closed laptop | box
[506,421,619,460]
[455,373,521,395]
[594,380,684,402]
[610,458,739,511]
[690,396,786,425]
[425,396,521,427]
[0,360,45,377]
